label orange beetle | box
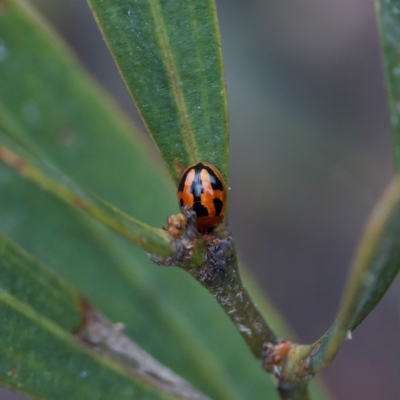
[177,162,227,232]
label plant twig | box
[151,208,315,400]
[151,207,278,364]
[79,301,210,400]
[188,226,278,359]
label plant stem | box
[184,226,278,362]
[152,209,311,399]
[79,302,210,400]
[278,383,310,400]
[188,231,314,400]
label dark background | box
[2,0,399,399]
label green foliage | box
[305,180,400,374]
[0,234,181,400]
[0,0,307,399]
[309,0,400,372]
[276,0,400,379]
[88,0,229,182]
[2,0,400,398]
[269,0,400,382]
[0,232,82,331]
[375,0,400,169]
[0,118,172,257]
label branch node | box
[149,206,201,266]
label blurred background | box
[3,0,399,399]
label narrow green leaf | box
[303,0,400,374]
[0,292,172,400]
[87,0,229,182]
[0,2,275,398]
[375,0,400,168]
[0,114,172,258]
[0,233,207,400]
[0,0,177,227]
[0,232,82,332]
[308,179,400,373]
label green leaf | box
[0,293,176,400]
[0,232,82,332]
[87,0,229,182]
[0,233,204,400]
[0,1,275,399]
[307,179,400,373]
[375,0,400,169]
[302,0,400,374]
[0,1,330,399]
[269,0,400,394]
[0,116,172,257]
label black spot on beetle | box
[210,176,224,191]
[213,198,223,215]
[193,201,209,217]
[201,164,224,191]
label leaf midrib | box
[147,0,199,164]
